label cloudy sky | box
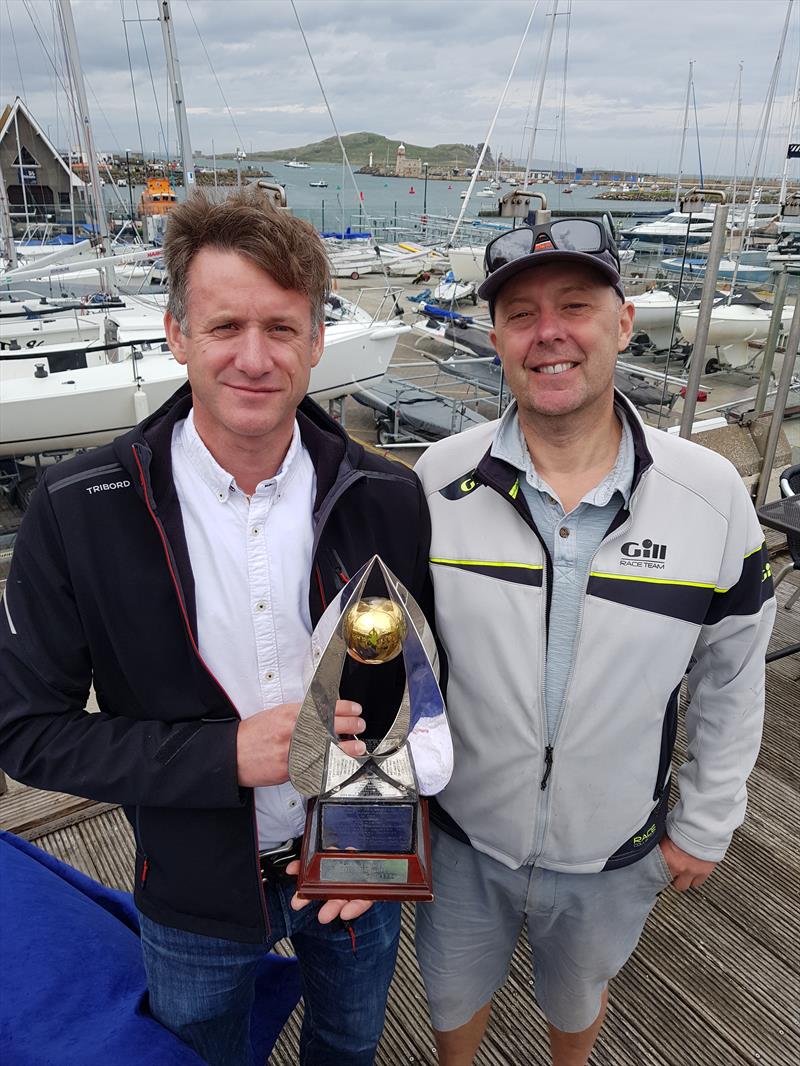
[2,0,799,178]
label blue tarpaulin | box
[0,831,302,1066]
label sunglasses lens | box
[487,228,535,270]
[550,219,603,252]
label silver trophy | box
[289,555,452,900]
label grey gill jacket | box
[415,393,775,874]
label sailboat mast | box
[778,30,800,205]
[158,0,195,195]
[731,62,742,215]
[57,0,114,288]
[674,60,693,212]
[523,0,559,190]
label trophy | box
[288,555,452,901]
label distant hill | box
[248,132,487,166]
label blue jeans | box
[139,877,400,1066]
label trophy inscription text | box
[319,857,410,884]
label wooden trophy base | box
[296,797,433,902]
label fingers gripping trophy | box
[289,556,453,901]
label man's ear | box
[617,301,635,352]
[310,323,325,368]
[490,329,506,368]
[164,311,188,366]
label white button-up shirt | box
[172,410,316,848]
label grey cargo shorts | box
[415,826,673,1034]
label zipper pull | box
[540,746,554,790]
[331,549,350,590]
[140,857,150,888]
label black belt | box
[259,837,303,884]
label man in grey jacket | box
[413,216,775,1066]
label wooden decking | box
[2,568,798,1066]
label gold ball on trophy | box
[343,597,407,665]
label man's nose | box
[234,327,274,376]
[531,307,565,344]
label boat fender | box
[133,388,150,421]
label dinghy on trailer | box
[353,377,487,445]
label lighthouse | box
[395,143,406,177]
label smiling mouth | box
[532,362,577,375]
[227,384,280,393]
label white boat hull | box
[0,320,409,457]
[434,280,476,304]
[446,246,485,284]
[678,304,793,367]
[630,291,699,350]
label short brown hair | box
[163,186,330,333]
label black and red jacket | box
[0,384,436,943]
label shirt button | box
[254,600,268,612]
[313,647,321,659]
[288,799,298,809]
[251,526,261,536]
[559,527,570,539]
[264,671,274,681]
[217,491,226,502]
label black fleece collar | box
[113,382,358,513]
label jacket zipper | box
[135,806,149,888]
[131,445,271,936]
[479,472,553,860]
[529,477,650,862]
[540,746,554,790]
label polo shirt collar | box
[491,399,634,508]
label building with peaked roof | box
[0,97,85,226]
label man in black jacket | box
[0,189,433,1066]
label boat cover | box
[320,229,372,240]
[0,830,302,1066]
[406,288,433,304]
[354,376,487,440]
[420,304,474,323]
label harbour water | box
[106,159,677,235]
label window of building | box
[11,145,40,168]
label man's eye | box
[215,323,236,332]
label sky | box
[1,0,799,179]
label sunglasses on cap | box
[483,218,621,275]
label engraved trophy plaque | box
[288,555,452,901]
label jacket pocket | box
[654,683,680,800]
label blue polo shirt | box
[491,402,635,741]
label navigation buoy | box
[409,186,415,194]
